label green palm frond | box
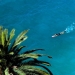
[7,29,15,45]
[13,67,26,75]
[13,46,26,56]
[9,29,29,53]
[13,29,29,47]
[1,31,5,47]
[20,59,51,67]
[3,29,8,42]
[19,65,52,75]
[0,26,4,46]
[4,68,10,75]
[13,52,52,65]
[0,26,15,47]
[24,49,44,54]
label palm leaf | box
[7,29,15,46]
[13,46,26,56]
[36,54,52,58]
[13,67,26,75]
[16,53,41,59]
[0,26,8,47]
[21,59,51,66]
[13,29,29,48]
[0,26,3,46]
[1,31,5,47]
[9,29,29,52]
[35,64,53,75]
[14,53,52,64]
[24,49,44,54]
[3,29,8,42]
[19,65,51,75]
[4,67,10,75]
[32,59,51,66]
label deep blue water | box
[0,0,75,75]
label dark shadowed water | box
[0,0,75,75]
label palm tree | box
[0,26,53,75]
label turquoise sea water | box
[0,0,75,75]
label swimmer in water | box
[52,22,75,38]
[52,30,66,37]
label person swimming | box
[52,22,75,38]
[52,30,66,37]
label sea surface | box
[0,0,75,75]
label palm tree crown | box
[0,26,53,75]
